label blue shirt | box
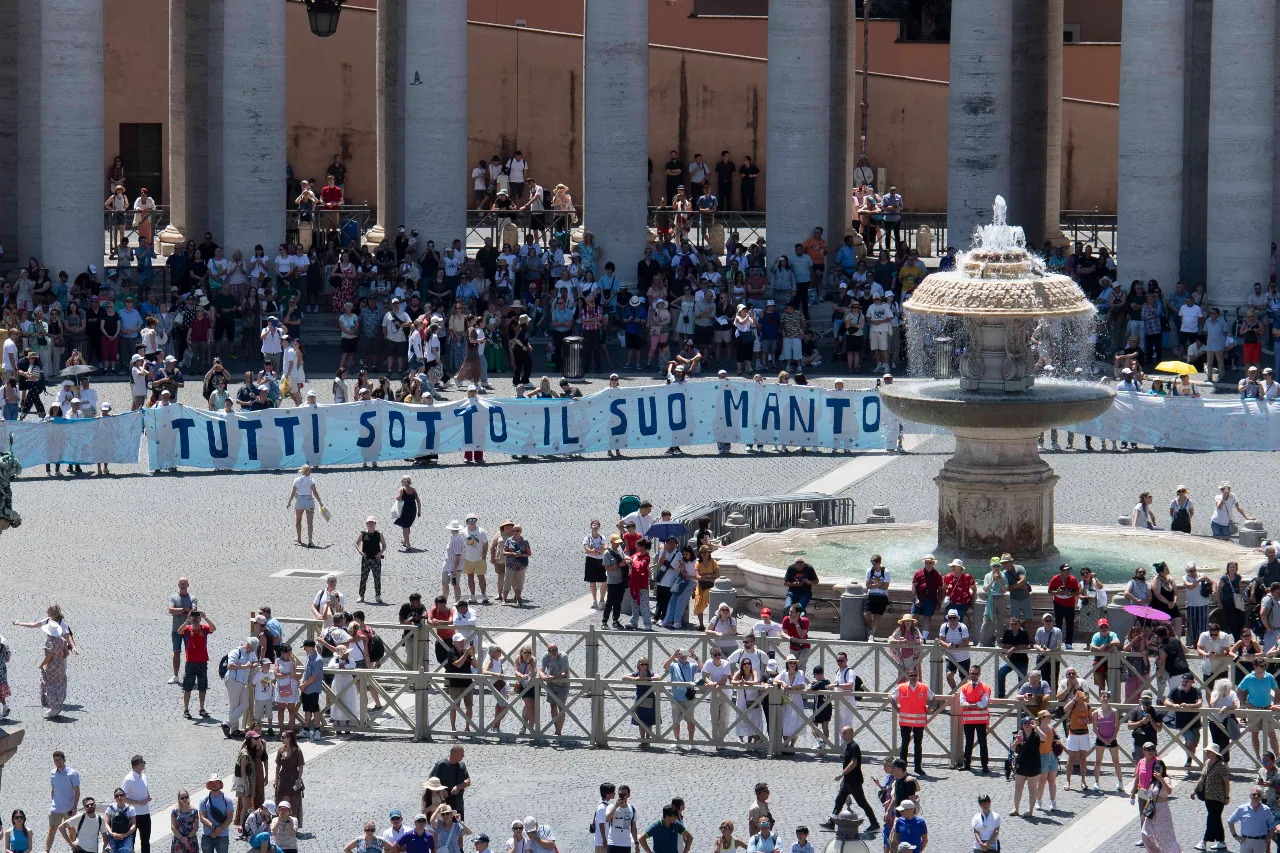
[225,647,257,684]
[265,617,283,642]
[395,828,437,853]
[791,254,813,284]
[302,653,324,695]
[1238,672,1277,709]
[835,245,858,275]
[249,831,282,853]
[50,766,80,813]
[645,821,686,853]
[746,834,776,853]
[893,816,927,848]
[759,311,779,341]
[1228,802,1276,836]
[199,792,233,837]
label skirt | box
[584,557,606,583]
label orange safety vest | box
[959,681,991,726]
[897,682,929,727]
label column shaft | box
[766,0,832,258]
[827,0,856,242]
[220,0,286,256]
[16,0,42,263]
[207,0,224,243]
[168,0,208,242]
[373,0,405,240]
[0,0,16,263]
[947,0,1013,245]
[39,0,104,277]
[1179,0,1212,284]
[1206,0,1275,309]
[404,0,468,245]
[584,0,648,286]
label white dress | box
[330,657,359,724]
[274,658,298,705]
[780,670,808,738]
[735,681,764,739]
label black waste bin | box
[562,336,585,379]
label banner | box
[0,412,143,467]
[142,383,887,471]
[1065,391,1280,451]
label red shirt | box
[912,567,943,603]
[429,605,455,641]
[320,185,343,209]
[782,614,810,651]
[629,552,651,598]
[188,313,213,343]
[1048,573,1081,607]
[179,623,214,664]
[942,570,974,605]
[621,531,642,555]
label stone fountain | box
[880,197,1114,556]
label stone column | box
[766,0,831,257]
[1207,0,1275,309]
[827,0,856,243]
[39,0,104,277]
[1179,0,1212,284]
[164,0,209,249]
[16,0,42,263]
[206,0,224,243]
[404,0,467,245]
[583,0,648,286]
[368,0,404,246]
[1117,0,1185,288]
[0,0,16,263]
[1010,0,1063,249]
[947,0,1012,246]
[220,0,286,257]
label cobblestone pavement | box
[1,371,1270,853]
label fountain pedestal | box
[936,429,1057,554]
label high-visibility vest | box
[897,682,928,727]
[959,681,991,726]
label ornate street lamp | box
[305,0,345,37]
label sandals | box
[200,710,211,718]
[184,710,193,720]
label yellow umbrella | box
[1154,360,1198,376]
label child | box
[0,635,10,717]
[251,659,276,736]
[791,826,813,853]
[807,665,832,749]
[752,608,784,658]
[2,378,18,421]
[274,644,299,734]
[620,521,642,556]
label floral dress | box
[39,634,68,713]
[0,643,10,702]
[170,808,198,853]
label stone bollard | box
[865,504,895,524]
[722,512,752,543]
[1105,601,1135,640]
[1239,520,1269,548]
[708,577,738,619]
[797,508,820,529]
[840,581,867,641]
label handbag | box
[393,499,404,518]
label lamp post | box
[305,0,345,37]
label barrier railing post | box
[928,643,944,695]
[949,693,963,767]
[588,626,605,748]
[415,671,430,741]
[766,683,784,758]
[1107,650,1123,699]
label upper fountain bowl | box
[904,195,1095,320]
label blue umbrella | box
[647,522,688,543]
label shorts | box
[625,333,644,351]
[694,325,715,346]
[946,657,971,675]
[341,337,358,354]
[1066,733,1092,752]
[448,682,471,701]
[301,692,321,713]
[713,329,732,344]
[1095,737,1118,748]
[911,599,938,618]
[1040,752,1059,774]
[172,630,185,653]
[780,338,802,361]
[672,699,696,723]
[134,395,148,410]
[214,317,235,342]
[1248,713,1272,733]
[183,661,209,692]
[463,559,486,576]
[870,330,890,351]
[50,812,68,829]
[867,594,889,615]
[758,338,777,354]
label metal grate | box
[271,569,339,579]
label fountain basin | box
[881,378,1115,431]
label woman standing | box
[1214,562,1245,639]
[1169,486,1194,534]
[732,659,764,743]
[1198,745,1230,851]
[1037,710,1060,811]
[446,303,468,377]
[601,536,629,630]
[272,730,305,828]
[1131,493,1159,530]
[842,304,866,373]
[286,465,322,547]
[342,822,383,853]
[1011,715,1043,816]
[693,546,720,631]
[455,318,483,389]
[1150,562,1182,637]
[273,646,299,733]
[732,304,756,376]
[646,298,671,372]
[1140,759,1181,853]
[483,645,508,732]
[1241,310,1264,369]
[168,796,197,853]
[329,645,358,733]
[5,810,30,853]
[1207,678,1239,760]
[1122,625,1150,703]
[513,645,538,733]
[35,622,68,719]
[392,477,421,551]
[775,655,808,748]
[583,521,607,610]
[705,604,738,656]
[621,657,657,745]
[1077,568,1107,641]
[662,546,698,630]
[1091,689,1125,792]
[281,338,306,406]
[233,733,268,829]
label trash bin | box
[562,336,585,379]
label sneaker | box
[167,676,179,685]
[818,820,835,831]
[1117,782,1127,793]
[1050,800,1057,811]
[468,595,477,603]
[1133,841,1145,847]
[1193,843,1207,851]
[1091,783,1101,792]
[481,595,489,604]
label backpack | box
[369,633,386,664]
[109,808,131,836]
[218,654,230,680]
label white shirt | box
[275,254,293,276]
[971,810,1000,842]
[2,338,18,373]
[472,167,487,191]
[121,770,150,815]
[1177,303,1203,333]
[261,327,283,355]
[939,622,971,661]
[621,510,655,536]
[451,609,477,642]
[282,346,300,381]
[605,805,636,847]
[752,620,783,640]
[131,365,149,396]
[462,526,489,562]
[506,158,527,182]
[383,311,410,343]
[866,303,891,327]
[866,566,890,595]
[442,533,465,576]
[77,387,99,410]
[702,659,732,684]
[1212,492,1238,526]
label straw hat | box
[897,614,917,625]
[423,777,448,793]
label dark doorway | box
[118,123,163,204]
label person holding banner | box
[286,465,322,548]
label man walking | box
[822,726,879,834]
[167,578,196,684]
[1227,787,1276,853]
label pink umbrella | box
[1124,604,1171,622]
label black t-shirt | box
[784,563,818,586]
[430,759,469,811]
[664,159,682,181]
[327,162,348,184]
[1001,628,1030,668]
[891,776,918,809]
[739,164,760,184]
[1128,293,1145,323]
[1128,704,1160,747]
[1166,685,1201,728]
[1161,638,1189,676]
[399,602,427,626]
[841,740,864,782]
[101,313,121,336]
[714,161,736,183]
[360,530,384,558]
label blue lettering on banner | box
[761,393,780,431]
[668,392,687,431]
[609,399,627,436]
[172,418,194,459]
[542,407,552,446]
[488,406,507,442]
[637,396,658,436]
[825,397,851,435]
[416,410,441,450]
[310,413,321,454]
[207,420,229,458]
[788,396,814,433]
[861,396,880,433]
[274,416,300,457]
[387,410,406,449]
[723,389,749,427]
[560,406,580,445]
[237,419,263,460]
[356,410,376,448]
[456,405,476,445]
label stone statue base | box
[935,428,1057,556]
